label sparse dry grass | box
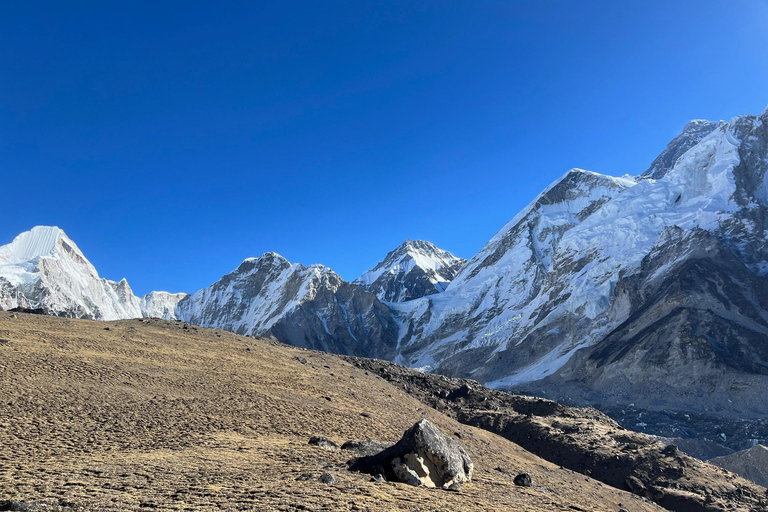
[0,313,663,511]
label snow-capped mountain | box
[175,253,398,359]
[354,240,465,302]
[392,105,768,421]
[0,226,189,321]
[0,226,144,320]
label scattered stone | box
[495,466,513,477]
[370,474,386,483]
[348,419,473,489]
[341,440,393,457]
[662,444,678,456]
[0,339,9,346]
[625,475,646,495]
[514,472,533,487]
[104,327,110,331]
[308,436,340,451]
[318,472,338,485]
[446,481,463,491]
[619,508,629,512]
[0,501,43,512]
[361,412,373,418]
[448,383,473,401]
[295,356,308,364]
[295,472,315,481]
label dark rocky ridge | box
[345,355,768,512]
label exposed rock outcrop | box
[348,419,473,489]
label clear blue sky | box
[2,1,767,296]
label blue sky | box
[2,1,767,295]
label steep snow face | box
[355,240,466,302]
[141,291,187,320]
[175,253,398,358]
[0,226,142,320]
[392,169,636,372]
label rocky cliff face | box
[354,240,465,302]
[175,253,399,359]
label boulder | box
[348,419,473,489]
[308,436,340,452]
[514,472,533,487]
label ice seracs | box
[354,240,466,302]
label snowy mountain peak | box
[354,240,466,302]
[0,226,99,279]
[0,226,65,265]
[642,119,724,180]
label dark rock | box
[318,472,338,485]
[361,411,373,418]
[448,383,473,401]
[341,440,393,457]
[513,472,533,487]
[295,356,308,364]
[625,475,645,494]
[0,502,42,512]
[370,474,386,483]
[295,472,315,481]
[308,436,340,452]
[662,444,678,456]
[0,339,9,345]
[348,419,473,489]
[8,307,46,315]
[495,466,514,477]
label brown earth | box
[0,312,664,512]
[344,357,768,512]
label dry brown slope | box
[0,312,662,512]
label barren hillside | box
[0,312,666,512]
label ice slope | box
[355,240,466,302]
[0,226,143,320]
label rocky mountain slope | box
[0,312,673,512]
[175,252,399,359]
[346,355,768,512]
[2,105,768,460]
[354,240,465,302]
[711,445,768,487]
